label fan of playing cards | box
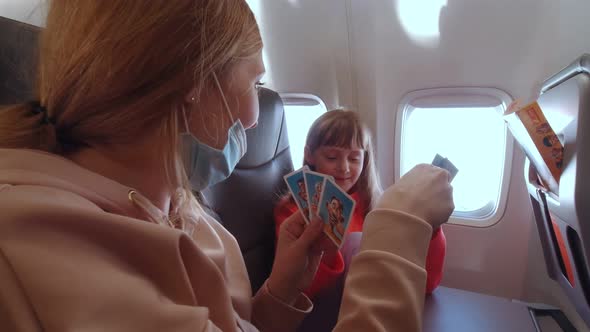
[283,166,356,248]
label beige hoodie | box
[0,148,432,332]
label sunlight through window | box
[395,0,446,47]
[401,106,506,213]
[282,96,327,168]
[398,88,513,225]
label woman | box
[0,1,454,331]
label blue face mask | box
[182,74,248,191]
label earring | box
[191,96,196,102]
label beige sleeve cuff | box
[251,281,313,332]
[361,209,433,268]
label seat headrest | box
[237,87,289,169]
[0,16,39,104]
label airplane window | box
[280,94,327,168]
[397,88,513,226]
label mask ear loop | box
[212,73,247,153]
[212,73,235,125]
[181,106,191,134]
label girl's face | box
[307,144,364,193]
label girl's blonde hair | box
[305,109,382,216]
[0,1,262,231]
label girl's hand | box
[267,212,335,304]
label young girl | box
[274,109,447,298]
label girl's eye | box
[326,156,337,160]
[349,152,363,162]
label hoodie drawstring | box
[127,190,175,228]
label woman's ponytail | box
[0,101,58,152]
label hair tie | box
[29,101,54,125]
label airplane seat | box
[201,87,293,293]
[0,16,38,104]
[525,53,590,330]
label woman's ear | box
[185,87,199,104]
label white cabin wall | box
[249,0,355,111]
[348,0,589,189]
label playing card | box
[283,166,310,223]
[432,154,459,181]
[317,178,356,248]
[432,154,445,168]
[304,170,334,221]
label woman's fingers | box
[294,217,324,251]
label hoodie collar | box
[0,148,148,220]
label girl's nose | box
[337,159,350,173]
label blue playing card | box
[317,178,356,248]
[432,154,459,181]
[283,166,310,223]
[304,170,333,221]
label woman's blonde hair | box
[0,1,262,231]
[305,109,382,216]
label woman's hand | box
[377,164,455,229]
[267,212,335,305]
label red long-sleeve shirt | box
[273,192,446,298]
